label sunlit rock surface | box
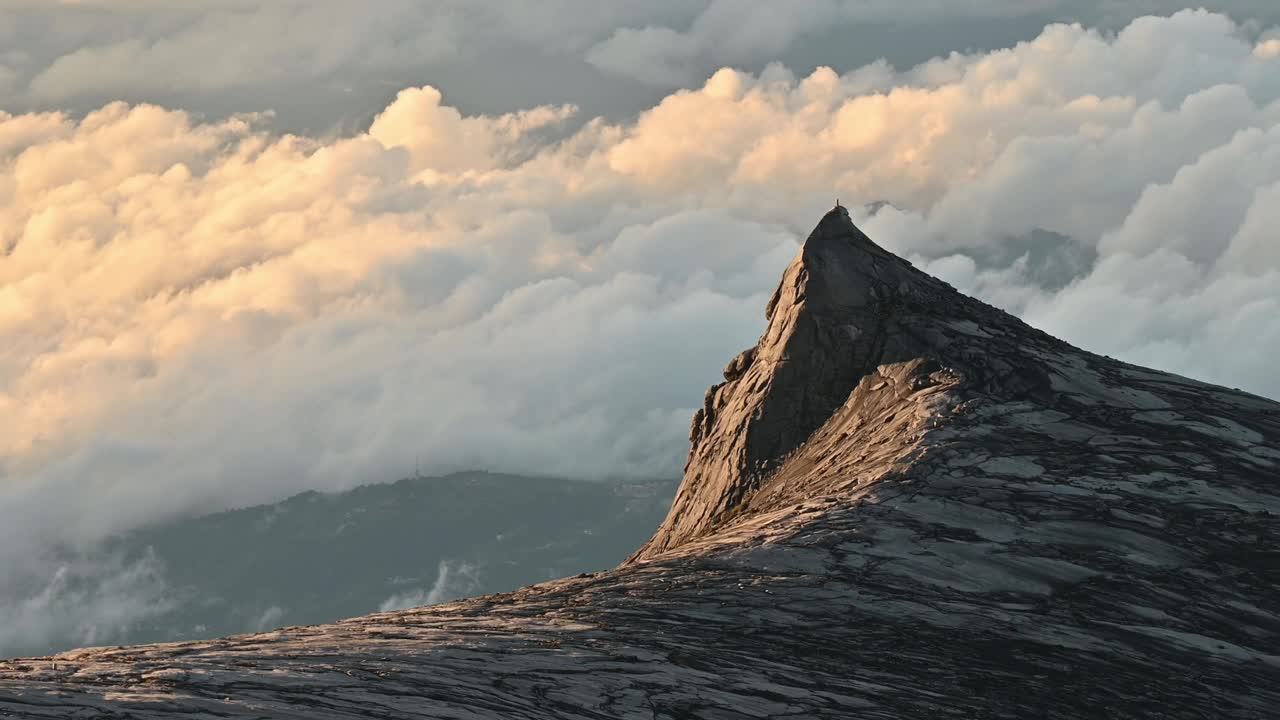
[3,208,1278,718]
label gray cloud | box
[0,1,692,130]
[3,1,1277,132]
[586,0,1062,86]
[585,0,1280,86]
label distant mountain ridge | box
[2,208,1278,718]
[8,472,675,658]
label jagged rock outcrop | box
[635,206,990,560]
[2,208,1278,719]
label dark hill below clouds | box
[2,208,1278,719]
[5,473,675,659]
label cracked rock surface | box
[3,208,1279,718]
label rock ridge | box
[631,204,1058,561]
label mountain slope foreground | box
[3,208,1278,718]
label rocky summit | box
[2,208,1278,718]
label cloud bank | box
[3,1,1278,129]
[585,0,1064,86]
[2,9,1280,656]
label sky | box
[2,0,1280,654]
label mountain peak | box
[772,202,931,317]
[630,208,1048,560]
[811,201,861,242]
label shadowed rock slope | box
[3,208,1279,718]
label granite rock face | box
[634,206,969,561]
[3,208,1279,719]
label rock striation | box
[633,205,994,560]
[3,208,1279,718]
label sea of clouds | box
[2,9,1279,655]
